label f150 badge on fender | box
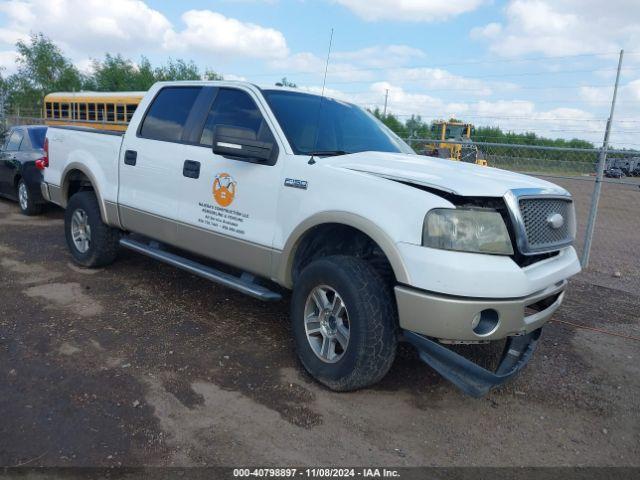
[284,178,308,190]
[213,173,237,207]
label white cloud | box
[0,0,172,55]
[579,86,611,105]
[471,22,502,39]
[0,50,19,74]
[223,73,249,82]
[626,79,640,101]
[0,0,289,61]
[164,10,288,60]
[332,45,426,68]
[334,0,485,22]
[579,79,640,107]
[388,68,497,96]
[270,52,376,82]
[269,45,426,82]
[471,0,640,57]
[74,58,94,75]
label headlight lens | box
[423,208,514,255]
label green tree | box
[3,32,226,113]
[7,33,84,114]
[276,77,297,88]
[154,58,201,81]
[405,115,432,139]
[90,54,140,91]
[371,107,408,137]
[87,54,224,91]
[204,69,224,81]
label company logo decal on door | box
[198,173,248,236]
[213,173,237,207]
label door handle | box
[183,160,200,179]
[124,150,137,166]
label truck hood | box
[326,151,569,198]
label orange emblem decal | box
[213,173,237,207]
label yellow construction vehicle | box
[425,121,488,166]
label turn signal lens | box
[35,157,48,170]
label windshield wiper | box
[306,150,350,157]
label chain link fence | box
[4,115,46,128]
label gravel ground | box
[0,182,639,468]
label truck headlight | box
[423,209,514,255]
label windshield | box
[445,124,468,140]
[262,90,414,156]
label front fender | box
[274,211,411,288]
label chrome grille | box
[518,198,574,252]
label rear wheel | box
[65,191,120,267]
[291,255,398,391]
[17,179,43,216]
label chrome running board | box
[119,237,282,302]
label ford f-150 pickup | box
[41,81,582,396]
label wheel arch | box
[276,212,410,289]
[12,171,22,189]
[60,163,109,222]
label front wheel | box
[291,255,398,391]
[65,191,120,267]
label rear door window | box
[199,88,273,147]
[139,87,202,143]
[6,130,23,151]
[27,128,47,150]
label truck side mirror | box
[212,125,274,163]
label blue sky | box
[1,0,639,146]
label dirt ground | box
[0,179,639,468]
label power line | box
[387,114,610,122]
[357,98,640,105]
[331,83,618,94]
[372,112,640,122]
[241,50,640,78]
[319,65,640,85]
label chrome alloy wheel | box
[70,208,91,253]
[304,285,350,363]
[18,182,28,211]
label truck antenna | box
[309,28,334,164]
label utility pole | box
[582,49,624,268]
[383,89,389,116]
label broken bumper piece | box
[403,328,542,398]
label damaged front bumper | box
[403,328,541,398]
[395,281,566,341]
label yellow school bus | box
[43,91,146,132]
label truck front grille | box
[518,198,574,252]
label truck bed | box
[44,125,125,210]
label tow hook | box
[403,329,542,398]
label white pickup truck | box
[41,81,582,396]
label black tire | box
[65,191,120,267]
[290,255,398,391]
[17,179,43,216]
